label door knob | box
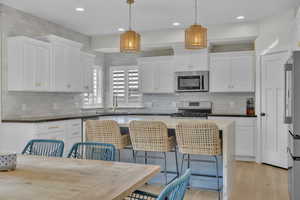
[260,113,266,117]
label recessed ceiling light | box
[118,28,125,32]
[236,16,245,20]
[75,7,85,12]
[172,22,181,26]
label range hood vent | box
[139,47,174,57]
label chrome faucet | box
[112,95,118,112]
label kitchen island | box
[95,115,235,200]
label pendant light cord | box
[194,0,198,24]
[129,2,132,30]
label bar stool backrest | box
[175,121,221,156]
[86,120,126,149]
[22,139,64,157]
[129,120,171,152]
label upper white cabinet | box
[81,52,96,93]
[139,56,174,94]
[292,15,300,51]
[210,51,255,92]
[44,35,83,92]
[7,35,93,93]
[7,36,51,91]
[173,49,209,71]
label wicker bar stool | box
[175,121,222,200]
[129,120,179,185]
[85,120,131,161]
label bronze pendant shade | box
[120,0,141,53]
[185,0,207,49]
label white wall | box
[92,22,259,52]
[255,8,297,55]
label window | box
[83,66,103,108]
[110,66,142,107]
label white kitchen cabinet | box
[173,49,209,71]
[81,52,96,93]
[0,119,82,156]
[44,35,83,92]
[7,36,51,91]
[139,56,174,94]
[208,116,257,161]
[210,51,255,92]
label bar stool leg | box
[163,152,167,185]
[187,154,191,188]
[145,151,148,164]
[180,154,185,175]
[132,150,136,163]
[174,148,179,178]
[215,156,221,200]
[118,150,121,162]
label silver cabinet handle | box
[284,63,293,124]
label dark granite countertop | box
[2,112,257,123]
[208,114,257,118]
[1,113,172,123]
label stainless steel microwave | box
[175,71,209,92]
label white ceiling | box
[0,0,298,36]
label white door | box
[261,52,289,168]
[231,54,255,92]
[210,56,232,92]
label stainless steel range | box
[172,101,212,118]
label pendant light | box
[120,0,141,53]
[185,0,207,49]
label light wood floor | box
[141,161,289,200]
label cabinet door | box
[157,60,174,93]
[23,42,37,91]
[140,62,155,93]
[189,51,209,71]
[231,55,255,92]
[68,47,81,92]
[173,55,191,71]
[81,54,95,93]
[52,44,69,91]
[235,127,255,157]
[210,57,232,92]
[35,44,51,91]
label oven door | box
[288,147,300,200]
[176,75,202,91]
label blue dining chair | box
[67,142,116,161]
[127,169,191,200]
[22,139,64,157]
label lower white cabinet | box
[208,116,257,160]
[0,119,82,156]
[138,56,174,94]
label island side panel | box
[221,120,235,200]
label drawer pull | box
[48,126,60,129]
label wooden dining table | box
[0,155,160,200]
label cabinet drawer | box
[36,121,65,134]
[36,131,65,141]
[68,130,81,138]
[235,118,256,127]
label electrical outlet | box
[21,104,27,111]
[53,103,58,110]
[229,101,235,108]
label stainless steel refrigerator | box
[285,51,300,200]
